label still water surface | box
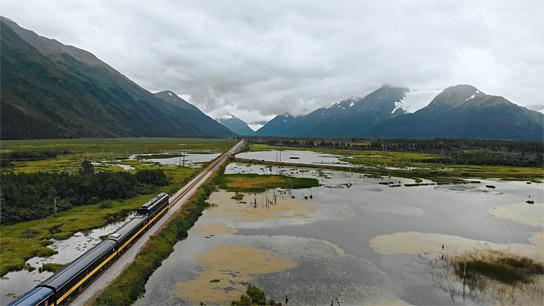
[137,162,543,305]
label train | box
[9,193,170,306]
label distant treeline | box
[0,162,168,225]
[1,150,73,167]
[244,136,544,168]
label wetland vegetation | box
[0,138,235,277]
[2,137,542,305]
[239,138,543,183]
[244,137,543,168]
[231,285,283,306]
[1,138,236,173]
[217,173,319,192]
[439,250,544,304]
[1,162,168,224]
[453,252,544,286]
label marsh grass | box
[231,193,244,200]
[454,252,544,286]
[216,173,319,192]
[440,250,544,304]
[39,263,67,273]
[0,139,228,276]
[1,138,236,174]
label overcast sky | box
[2,0,543,122]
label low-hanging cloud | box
[2,0,542,122]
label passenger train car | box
[9,193,169,306]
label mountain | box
[152,90,235,135]
[527,104,544,114]
[216,114,254,136]
[0,17,234,139]
[255,84,542,140]
[256,85,408,136]
[153,91,200,112]
[370,85,544,140]
[254,113,300,136]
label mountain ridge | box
[0,17,234,139]
[370,85,543,140]
[256,85,408,137]
[256,84,543,140]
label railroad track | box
[169,140,242,205]
[67,140,244,305]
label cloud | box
[2,0,542,122]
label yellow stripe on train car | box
[34,292,53,306]
[57,252,117,304]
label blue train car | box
[108,193,169,253]
[106,216,147,253]
[7,287,54,306]
[137,193,169,217]
[39,240,117,305]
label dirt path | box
[71,140,244,306]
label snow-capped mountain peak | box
[392,89,441,113]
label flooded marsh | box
[137,162,543,305]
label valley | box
[1,139,542,305]
[1,6,543,306]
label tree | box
[79,160,95,175]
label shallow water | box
[236,150,354,167]
[92,152,221,170]
[137,163,543,305]
[133,152,220,168]
[0,214,135,305]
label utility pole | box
[54,198,58,214]
[462,262,466,300]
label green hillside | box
[0,19,234,139]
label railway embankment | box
[88,141,242,305]
[93,167,223,305]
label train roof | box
[139,193,168,210]
[105,216,146,243]
[39,239,116,289]
[8,286,53,306]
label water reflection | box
[236,150,353,167]
[133,152,220,168]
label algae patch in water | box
[192,223,238,235]
[491,202,544,228]
[172,245,296,303]
[369,232,544,261]
[208,191,317,223]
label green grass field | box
[216,173,319,192]
[1,138,236,173]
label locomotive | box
[9,193,169,306]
